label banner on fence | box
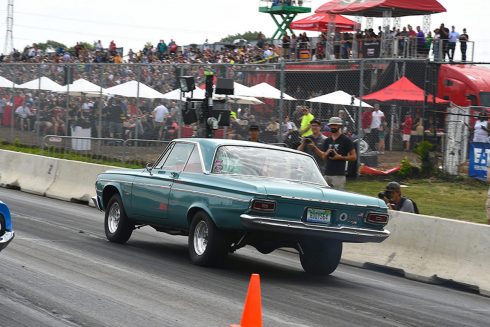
[468,142,490,181]
[362,41,380,58]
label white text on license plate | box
[306,208,331,224]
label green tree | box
[34,40,68,52]
[67,41,95,53]
[220,31,264,43]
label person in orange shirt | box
[113,53,123,63]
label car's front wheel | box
[188,211,228,266]
[104,194,134,244]
[299,239,342,275]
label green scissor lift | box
[259,0,311,40]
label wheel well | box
[102,186,120,209]
[187,207,203,227]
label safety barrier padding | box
[342,211,490,296]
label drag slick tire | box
[188,211,228,266]
[104,194,134,244]
[299,239,342,275]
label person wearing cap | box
[310,116,356,190]
[297,119,326,167]
[382,182,415,213]
[248,124,261,142]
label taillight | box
[365,212,389,224]
[251,199,276,212]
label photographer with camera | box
[297,119,326,167]
[308,117,356,190]
[379,182,417,213]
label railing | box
[41,135,169,166]
[282,38,475,62]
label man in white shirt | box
[473,112,489,143]
[448,26,460,61]
[15,103,33,131]
[369,103,385,152]
[153,102,169,140]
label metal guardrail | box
[41,135,169,166]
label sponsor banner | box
[468,142,490,181]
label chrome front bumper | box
[0,231,15,251]
[92,196,103,211]
[240,214,389,243]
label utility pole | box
[4,0,14,54]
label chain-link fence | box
[0,60,488,173]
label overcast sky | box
[1,0,488,61]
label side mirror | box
[145,162,154,175]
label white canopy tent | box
[59,78,107,97]
[229,82,255,97]
[161,87,263,105]
[248,82,296,100]
[105,80,165,99]
[214,94,263,105]
[306,90,372,108]
[161,87,205,100]
[16,77,63,92]
[0,76,17,88]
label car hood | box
[227,176,385,209]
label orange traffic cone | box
[230,273,262,327]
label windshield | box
[480,92,490,107]
[212,146,327,186]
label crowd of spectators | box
[0,37,280,66]
[282,23,469,61]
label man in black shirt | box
[309,117,356,190]
[297,119,326,169]
[459,28,469,62]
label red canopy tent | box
[315,0,446,17]
[363,76,449,104]
[290,13,359,32]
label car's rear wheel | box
[299,239,342,275]
[188,211,228,266]
[105,194,134,244]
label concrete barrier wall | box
[0,150,59,196]
[1,150,489,296]
[342,211,490,296]
[0,150,113,204]
[45,159,111,203]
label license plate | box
[306,208,332,224]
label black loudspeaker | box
[215,78,234,95]
[182,101,198,125]
[179,76,195,92]
[211,100,230,126]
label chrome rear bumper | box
[0,231,14,251]
[240,214,389,243]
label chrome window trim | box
[154,142,175,169]
[160,142,195,172]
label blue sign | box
[468,142,490,181]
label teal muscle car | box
[94,138,389,275]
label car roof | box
[173,138,308,172]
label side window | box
[183,147,203,173]
[154,143,174,169]
[161,143,195,171]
